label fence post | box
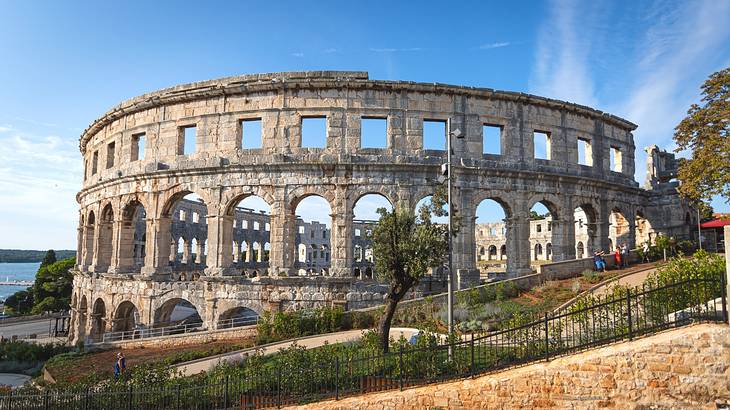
[470,333,475,377]
[84,387,90,410]
[626,290,633,340]
[276,366,282,409]
[176,384,181,410]
[544,313,550,361]
[127,385,133,410]
[398,345,404,391]
[335,357,340,400]
[224,374,230,409]
[43,390,49,410]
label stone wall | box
[99,324,256,350]
[291,323,730,409]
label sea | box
[0,262,40,302]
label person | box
[614,247,622,269]
[642,242,650,263]
[620,243,629,268]
[593,251,606,272]
[114,352,126,380]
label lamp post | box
[445,118,463,337]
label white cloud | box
[0,125,11,133]
[291,52,304,58]
[478,42,510,50]
[322,48,338,54]
[529,0,598,107]
[369,47,423,53]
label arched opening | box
[165,192,209,276]
[546,243,552,260]
[112,301,139,333]
[635,210,653,245]
[217,306,259,329]
[153,298,202,329]
[95,204,114,271]
[122,201,147,271]
[78,295,88,341]
[574,204,598,256]
[91,298,107,342]
[475,198,509,277]
[293,195,332,276]
[83,211,96,268]
[609,208,629,251]
[352,193,392,279]
[228,195,271,275]
[529,201,558,262]
[576,241,585,259]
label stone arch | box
[121,199,147,271]
[534,243,543,260]
[83,210,96,268]
[287,186,336,211]
[576,241,585,259]
[112,300,139,333]
[635,209,653,245]
[159,187,212,218]
[609,206,630,251]
[217,306,259,328]
[500,244,507,259]
[574,201,599,255]
[90,298,107,342]
[546,243,552,260]
[153,297,202,328]
[78,295,88,342]
[222,190,275,217]
[96,203,115,270]
[488,245,497,260]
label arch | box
[576,241,585,259]
[609,207,629,251]
[487,245,497,260]
[574,203,599,257]
[153,298,202,328]
[500,244,507,260]
[91,298,107,342]
[546,243,552,260]
[223,191,275,217]
[217,306,259,329]
[475,197,510,268]
[122,200,147,270]
[534,243,543,260]
[635,209,653,245]
[78,295,88,341]
[83,210,96,267]
[291,193,333,276]
[95,204,115,271]
[113,301,139,333]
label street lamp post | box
[445,118,463,337]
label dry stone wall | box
[292,323,730,410]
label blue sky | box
[0,0,728,249]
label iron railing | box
[99,321,205,343]
[2,271,726,409]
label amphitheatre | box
[69,70,696,344]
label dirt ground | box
[46,337,254,384]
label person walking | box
[620,243,629,268]
[114,352,126,380]
[642,242,650,263]
[614,247,622,269]
[593,251,606,272]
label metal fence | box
[2,271,726,409]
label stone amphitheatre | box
[69,71,695,344]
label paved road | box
[0,318,53,338]
[176,327,419,376]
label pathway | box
[175,327,419,376]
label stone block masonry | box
[292,323,730,409]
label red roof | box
[700,219,730,229]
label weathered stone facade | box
[70,71,695,344]
[292,323,730,409]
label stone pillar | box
[595,200,612,253]
[506,202,532,278]
[330,187,352,277]
[269,199,295,276]
[110,217,135,274]
[204,213,233,276]
[453,191,479,289]
[76,216,84,271]
[182,239,191,265]
[90,219,110,273]
[551,212,576,262]
[626,212,637,250]
[141,216,172,278]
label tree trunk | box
[378,297,400,353]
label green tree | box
[674,67,730,203]
[30,257,75,314]
[4,289,33,314]
[371,187,453,352]
[40,250,57,268]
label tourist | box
[114,352,126,380]
[593,251,606,272]
[620,243,629,268]
[642,242,650,263]
[614,247,622,269]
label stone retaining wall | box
[100,325,256,350]
[291,323,730,409]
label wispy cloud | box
[529,0,599,107]
[322,48,338,54]
[369,47,424,53]
[478,42,510,50]
[291,52,304,58]
[0,125,11,133]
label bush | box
[0,340,71,363]
[256,306,348,344]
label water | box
[0,262,39,302]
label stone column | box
[551,211,576,262]
[110,216,135,274]
[269,199,295,276]
[90,218,110,273]
[453,191,479,289]
[76,216,85,271]
[330,187,352,277]
[595,200,612,253]
[141,216,172,278]
[506,202,532,278]
[204,213,233,276]
[626,212,637,250]
[182,239,191,265]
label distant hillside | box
[0,249,76,263]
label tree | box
[40,250,57,268]
[674,67,730,203]
[30,257,75,314]
[370,188,454,352]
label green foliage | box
[30,257,75,314]
[40,250,57,268]
[673,66,730,202]
[0,249,75,263]
[256,306,348,344]
[0,340,71,363]
[3,289,34,314]
[581,270,601,284]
